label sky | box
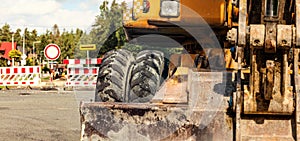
[0,0,124,34]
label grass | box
[41,76,51,82]
[0,86,17,89]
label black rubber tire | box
[95,49,134,102]
[129,50,165,103]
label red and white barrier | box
[63,58,101,87]
[0,66,41,86]
[63,58,102,65]
[65,67,98,86]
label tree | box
[76,32,91,58]
[0,24,12,42]
[0,59,8,67]
[88,0,127,56]
[0,1,132,64]
[28,29,39,54]
[26,57,34,66]
[53,24,60,40]
[58,30,75,62]
[0,23,86,65]
[9,49,22,62]
[14,29,22,47]
[22,28,30,55]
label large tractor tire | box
[129,50,165,103]
[95,49,134,102]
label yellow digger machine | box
[80,0,300,140]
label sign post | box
[44,44,61,82]
[80,44,96,67]
[21,54,27,66]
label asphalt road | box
[0,89,95,141]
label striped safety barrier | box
[0,66,41,86]
[63,58,102,65]
[63,58,102,87]
[65,67,98,86]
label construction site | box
[2,0,300,141]
[80,0,300,140]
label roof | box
[0,42,17,60]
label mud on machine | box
[80,0,300,140]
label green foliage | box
[8,50,22,62]
[0,59,8,67]
[98,27,126,56]
[123,43,183,58]
[26,57,33,66]
[42,66,50,73]
[0,1,129,63]
[0,24,85,64]
[0,24,12,42]
[87,0,127,56]
[122,43,144,56]
[56,28,83,63]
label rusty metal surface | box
[168,54,181,77]
[240,115,295,141]
[227,28,237,45]
[118,0,300,140]
[293,2,300,138]
[168,54,198,77]
[295,48,300,140]
[297,0,300,47]
[236,2,247,140]
[151,73,189,104]
[277,25,292,48]
[245,49,294,114]
[262,0,286,22]
[250,25,265,47]
[80,102,232,141]
[160,80,188,104]
[265,60,275,100]
[187,71,233,110]
[180,54,197,68]
[295,2,300,140]
[236,0,247,136]
[265,23,277,53]
[238,0,247,46]
[80,71,233,141]
[224,48,238,69]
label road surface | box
[0,89,94,141]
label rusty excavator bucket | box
[80,69,300,141]
[80,71,234,141]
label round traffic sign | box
[44,44,61,60]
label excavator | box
[80,0,300,140]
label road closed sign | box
[44,44,61,60]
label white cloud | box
[0,0,126,34]
[80,0,99,10]
[0,0,98,34]
[0,0,61,15]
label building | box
[0,42,17,66]
[0,42,17,60]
